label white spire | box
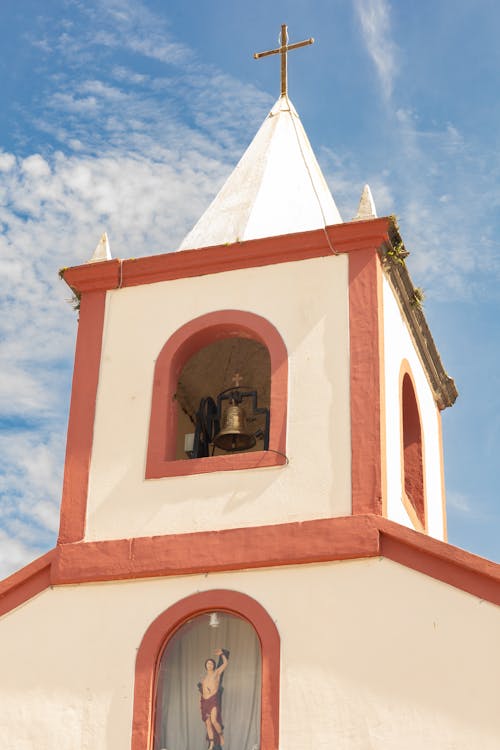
[353,184,377,221]
[88,232,112,263]
[178,95,342,251]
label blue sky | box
[0,0,499,577]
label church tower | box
[58,85,456,550]
[1,26,499,750]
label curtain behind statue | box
[155,612,261,750]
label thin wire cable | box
[284,93,338,255]
[266,448,289,464]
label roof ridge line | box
[284,94,341,245]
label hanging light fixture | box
[209,612,221,628]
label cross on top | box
[254,24,314,98]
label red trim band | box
[2,517,500,615]
[0,549,55,618]
[58,291,107,543]
[52,516,379,584]
[49,516,500,607]
[349,249,383,515]
[62,220,392,293]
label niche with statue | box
[154,611,261,750]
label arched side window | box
[400,364,426,529]
[146,310,288,478]
[131,590,280,750]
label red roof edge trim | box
[377,516,500,604]
[60,219,391,294]
[0,548,56,617]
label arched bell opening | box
[154,611,262,750]
[175,337,271,460]
[401,371,425,527]
[146,310,288,478]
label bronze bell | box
[214,402,256,452]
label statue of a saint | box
[198,648,229,750]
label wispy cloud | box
[350,4,500,301]
[446,490,473,515]
[354,0,398,100]
[386,109,500,298]
[0,429,63,577]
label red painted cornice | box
[1,516,499,618]
[63,258,120,293]
[61,219,391,294]
[51,515,379,584]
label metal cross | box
[254,24,314,98]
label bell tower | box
[59,73,456,548]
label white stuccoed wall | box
[382,276,445,537]
[85,254,351,542]
[0,559,499,749]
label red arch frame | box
[399,361,427,530]
[131,589,281,750]
[146,310,288,477]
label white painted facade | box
[84,252,448,543]
[85,254,352,542]
[382,276,446,538]
[1,558,499,750]
[178,96,342,251]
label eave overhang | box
[379,218,458,409]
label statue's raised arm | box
[214,648,229,675]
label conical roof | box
[178,95,342,251]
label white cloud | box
[21,154,51,179]
[0,531,46,580]
[354,0,398,100]
[0,152,16,172]
[52,0,193,67]
[447,491,473,514]
[351,5,493,292]
[0,428,64,577]
[50,92,99,114]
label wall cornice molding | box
[2,516,499,617]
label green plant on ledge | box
[58,267,81,312]
[385,215,410,266]
[411,286,425,309]
[386,239,410,265]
